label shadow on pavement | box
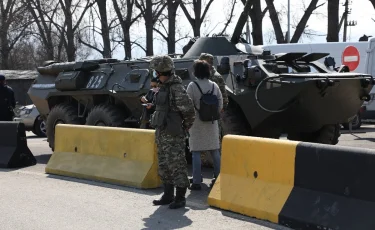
[354,137,375,142]
[46,173,164,196]
[0,168,23,172]
[26,135,46,140]
[142,206,192,229]
[341,129,367,134]
[35,153,51,164]
[219,208,292,230]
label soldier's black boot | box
[153,184,174,205]
[169,187,187,209]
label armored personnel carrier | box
[27,36,374,151]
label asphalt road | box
[1,125,375,230]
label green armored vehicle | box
[27,36,374,151]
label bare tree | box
[112,0,141,59]
[236,0,268,45]
[179,0,216,37]
[135,0,167,56]
[78,0,118,58]
[95,0,112,57]
[50,0,95,61]
[8,40,39,70]
[0,0,33,69]
[216,0,237,36]
[327,0,339,42]
[265,0,325,44]
[153,0,182,54]
[23,0,60,60]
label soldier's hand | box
[146,103,153,109]
[141,96,147,103]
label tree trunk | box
[144,0,153,56]
[124,25,132,59]
[193,0,202,37]
[57,30,65,61]
[232,0,253,44]
[46,42,54,60]
[369,0,375,9]
[145,22,154,56]
[250,0,264,45]
[1,47,9,69]
[290,0,319,43]
[167,0,179,54]
[64,0,76,61]
[112,0,133,59]
[25,0,55,60]
[327,0,339,42]
[193,23,201,37]
[265,0,285,43]
[180,0,214,38]
[0,20,9,69]
[97,0,111,58]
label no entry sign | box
[342,45,360,71]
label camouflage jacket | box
[209,68,229,109]
[161,74,195,130]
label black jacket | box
[0,85,15,120]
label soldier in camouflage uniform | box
[149,55,195,209]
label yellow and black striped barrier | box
[208,135,375,230]
[45,124,162,189]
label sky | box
[101,0,375,60]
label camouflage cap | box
[199,53,214,65]
[150,55,175,72]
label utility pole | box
[286,0,290,43]
[340,0,357,42]
[343,0,349,42]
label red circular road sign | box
[341,45,360,71]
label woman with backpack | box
[186,60,223,190]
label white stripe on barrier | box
[343,55,359,62]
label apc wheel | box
[46,104,82,151]
[85,104,125,127]
[288,124,341,145]
[33,117,47,137]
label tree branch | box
[131,41,146,53]
[201,0,215,22]
[153,27,168,41]
[218,0,237,36]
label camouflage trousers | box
[155,129,190,188]
[201,118,223,167]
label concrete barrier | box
[208,135,375,230]
[45,124,162,189]
[0,121,36,168]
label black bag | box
[193,81,220,123]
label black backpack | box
[193,81,220,123]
